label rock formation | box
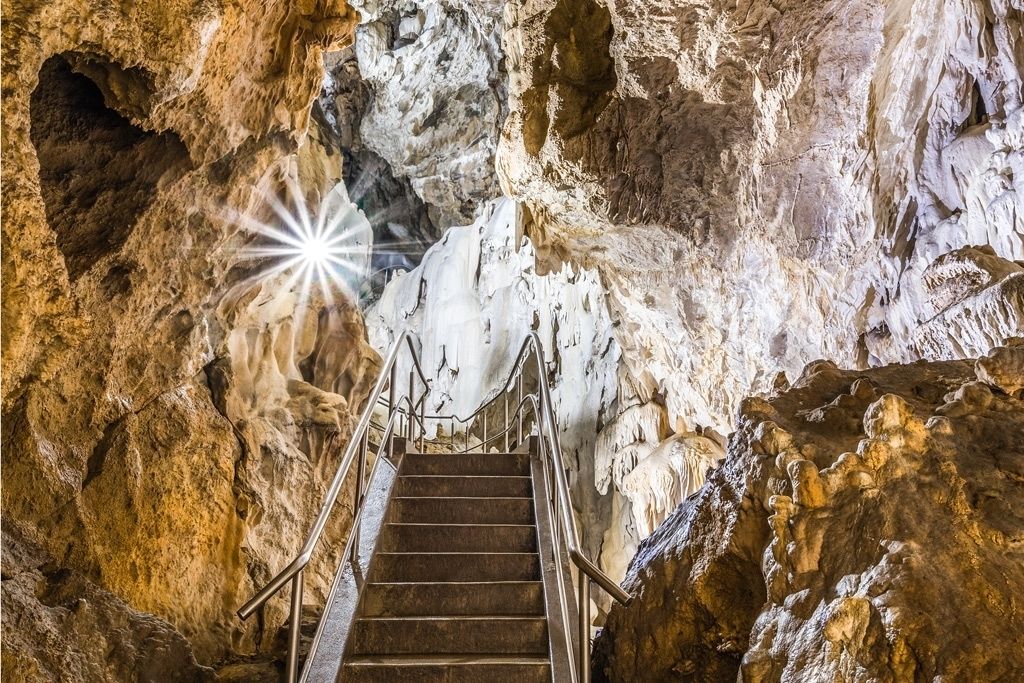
[318,48,440,281]
[346,0,507,227]
[1,0,378,673]
[499,0,1024,435]
[594,342,1024,681]
[353,0,1023,624]
[3,0,1022,678]
[1,523,214,682]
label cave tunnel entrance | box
[29,54,189,281]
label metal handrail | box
[483,333,631,683]
[237,329,628,683]
[300,400,413,670]
[390,332,631,682]
[236,330,430,682]
[381,332,630,603]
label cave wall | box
[1,0,377,673]
[4,0,1021,677]
[499,0,1024,435]
[318,47,441,280]
[348,0,508,227]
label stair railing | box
[389,331,632,683]
[236,330,430,683]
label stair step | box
[347,616,549,656]
[391,497,535,524]
[370,553,541,582]
[339,655,551,682]
[403,453,530,476]
[395,475,533,498]
[361,581,545,617]
[378,523,537,553]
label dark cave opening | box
[29,54,189,281]
[966,79,990,128]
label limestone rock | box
[318,48,441,272]
[975,339,1024,397]
[1,0,372,668]
[1,524,214,682]
[594,356,1024,681]
[350,0,506,226]
[499,0,1024,434]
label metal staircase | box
[237,331,630,682]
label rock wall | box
[347,0,507,227]
[499,0,1024,434]
[594,342,1024,681]
[2,524,214,682]
[318,47,441,278]
[1,0,379,672]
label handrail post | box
[388,362,397,458]
[286,571,304,683]
[419,394,426,451]
[579,575,591,683]
[482,411,488,447]
[516,375,523,445]
[407,370,414,440]
[503,395,509,451]
[388,363,397,419]
[350,435,366,562]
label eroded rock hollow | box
[2,0,1022,680]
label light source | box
[229,178,372,305]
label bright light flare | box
[226,177,373,307]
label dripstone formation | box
[2,0,1021,680]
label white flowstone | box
[367,198,728,586]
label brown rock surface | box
[594,346,1024,681]
[1,0,373,671]
[1,523,214,682]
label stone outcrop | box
[1,0,377,673]
[318,48,440,278]
[593,343,1024,681]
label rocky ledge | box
[594,341,1024,682]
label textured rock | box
[499,0,1024,434]
[594,347,1024,681]
[1,0,371,669]
[976,337,1024,397]
[350,0,506,226]
[4,0,1023,678]
[1,524,214,682]
[318,47,440,279]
